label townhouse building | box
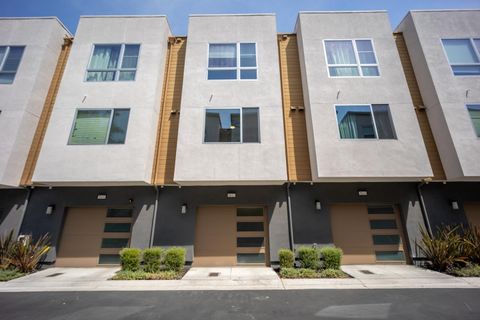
[0,9,478,268]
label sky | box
[1,0,479,35]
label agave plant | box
[0,230,15,269]
[7,234,51,273]
[461,225,480,264]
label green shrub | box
[318,268,348,278]
[143,247,163,273]
[119,248,142,271]
[461,226,480,264]
[0,269,24,281]
[297,247,319,270]
[111,270,180,280]
[320,247,343,270]
[0,230,15,270]
[278,249,295,269]
[448,264,480,277]
[279,267,317,278]
[164,247,186,272]
[8,234,50,273]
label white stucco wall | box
[173,14,287,185]
[33,16,171,185]
[0,18,69,187]
[296,12,432,181]
[397,10,480,180]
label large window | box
[467,105,480,137]
[204,108,259,143]
[69,109,130,145]
[208,43,257,80]
[442,39,480,76]
[324,39,379,77]
[0,46,25,84]
[86,44,140,82]
[335,104,396,139]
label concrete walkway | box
[0,265,479,292]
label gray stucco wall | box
[153,185,289,263]
[0,188,29,237]
[289,182,426,260]
[20,186,155,262]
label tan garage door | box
[56,207,132,267]
[330,204,408,264]
[194,206,268,266]
[464,203,480,229]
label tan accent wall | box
[152,37,186,185]
[464,203,480,229]
[277,34,312,182]
[394,33,446,181]
[20,37,73,186]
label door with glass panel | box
[236,207,268,265]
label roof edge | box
[189,13,275,17]
[0,16,72,36]
[299,10,387,14]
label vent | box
[359,270,374,275]
[46,272,64,278]
[367,205,395,214]
[208,272,220,277]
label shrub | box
[119,248,142,271]
[460,226,480,264]
[320,247,343,270]
[419,226,465,272]
[111,270,180,280]
[297,247,319,270]
[279,267,317,279]
[278,249,294,269]
[164,247,186,272]
[318,268,347,278]
[0,230,15,270]
[448,264,480,277]
[8,234,50,273]
[143,247,163,273]
[0,269,24,282]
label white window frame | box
[466,104,480,138]
[441,38,480,77]
[334,104,396,140]
[323,39,380,78]
[84,43,141,82]
[68,108,130,145]
[0,45,25,84]
[207,43,258,81]
[203,107,260,143]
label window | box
[335,105,396,140]
[69,109,130,145]
[442,39,480,76]
[325,40,379,77]
[204,108,259,143]
[86,44,140,81]
[0,46,25,84]
[208,43,257,80]
[467,105,480,137]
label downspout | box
[15,186,32,238]
[285,183,295,251]
[149,186,160,247]
[417,179,433,237]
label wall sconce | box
[45,205,55,215]
[357,190,368,197]
[97,193,107,200]
[227,192,236,198]
[181,204,187,214]
[450,200,459,210]
[315,200,322,211]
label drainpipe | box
[285,183,295,251]
[15,186,32,238]
[149,186,160,247]
[417,178,433,237]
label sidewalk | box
[0,265,479,292]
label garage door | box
[464,203,480,229]
[194,206,268,266]
[56,207,132,267]
[330,204,407,264]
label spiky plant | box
[0,230,15,270]
[7,234,50,273]
[461,225,480,264]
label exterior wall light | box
[227,192,236,198]
[46,205,55,215]
[97,193,107,200]
[358,190,368,196]
[450,201,459,210]
[181,204,187,214]
[315,200,322,211]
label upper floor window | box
[204,108,259,143]
[86,44,140,82]
[467,105,480,137]
[208,43,257,80]
[324,40,379,77]
[69,108,130,145]
[442,39,480,76]
[0,46,25,84]
[335,104,396,139]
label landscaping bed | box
[0,269,24,282]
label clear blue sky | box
[2,0,479,35]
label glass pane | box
[242,108,259,142]
[108,109,130,144]
[240,69,257,80]
[204,109,241,142]
[118,71,136,81]
[237,237,264,247]
[475,39,480,53]
[237,222,264,232]
[372,104,396,139]
[89,45,121,70]
[467,105,480,137]
[237,253,265,263]
[237,208,263,216]
[370,220,397,229]
[107,208,133,218]
[2,46,24,71]
[372,235,401,245]
[358,52,377,64]
[104,223,131,233]
[86,71,116,82]
[240,43,256,67]
[0,47,6,66]
[0,72,15,84]
[325,40,357,64]
[208,44,237,68]
[452,65,480,76]
[121,45,139,68]
[375,251,405,261]
[208,69,237,80]
[355,40,373,52]
[329,66,359,77]
[368,205,395,214]
[69,110,111,145]
[336,105,376,139]
[361,66,379,76]
[101,238,129,248]
[442,39,479,64]
[98,254,120,264]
